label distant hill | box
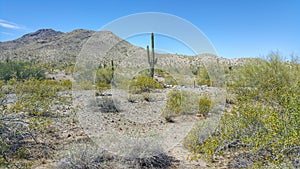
[0,29,96,63]
[0,29,254,68]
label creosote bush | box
[163,89,183,117]
[0,80,4,98]
[96,97,119,113]
[163,89,199,121]
[95,65,113,94]
[95,66,113,84]
[189,53,300,168]
[57,146,111,169]
[96,82,110,94]
[79,81,94,90]
[198,95,213,117]
[196,66,211,86]
[0,77,72,167]
[0,62,45,81]
[183,122,205,151]
[129,76,163,94]
[124,142,175,169]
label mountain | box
[0,29,95,63]
[0,29,251,68]
[0,29,64,50]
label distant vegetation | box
[196,66,211,86]
[0,62,45,81]
[95,65,114,94]
[129,75,163,94]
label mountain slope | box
[0,29,64,50]
[0,29,251,69]
[0,29,96,63]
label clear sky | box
[0,0,299,58]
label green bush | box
[1,78,72,166]
[75,65,113,92]
[79,81,94,90]
[11,79,70,113]
[129,76,163,94]
[198,95,212,116]
[191,53,300,167]
[0,80,4,98]
[95,66,113,84]
[64,65,75,75]
[133,69,178,86]
[183,122,205,151]
[163,89,197,121]
[196,66,211,86]
[95,66,114,93]
[59,79,73,90]
[96,82,111,94]
[57,146,108,169]
[164,89,183,116]
[0,62,45,81]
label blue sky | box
[0,0,299,58]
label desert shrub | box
[131,69,178,87]
[8,79,71,117]
[0,78,72,166]
[15,79,61,94]
[198,95,213,117]
[64,65,75,75]
[191,53,300,167]
[0,80,4,98]
[138,69,169,77]
[129,76,163,94]
[183,122,205,151]
[163,89,198,121]
[79,81,94,90]
[164,75,178,86]
[95,66,114,93]
[0,110,50,168]
[124,143,175,169]
[95,66,113,84]
[57,145,174,169]
[96,82,111,94]
[128,152,174,169]
[59,79,73,90]
[164,89,183,116]
[95,97,118,113]
[0,62,45,81]
[154,69,178,86]
[196,66,211,86]
[0,80,4,87]
[57,146,112,169]
[154,69,165,76]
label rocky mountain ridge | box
[0,29,253,67]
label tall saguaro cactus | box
[147,33,157,78]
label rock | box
[163,84,173,88]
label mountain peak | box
[0,29,65,50]
[21,29,64,40]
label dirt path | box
[34,85,225,168]
[70,86,224,168]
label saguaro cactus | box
[111,60,114,77]
[147,33,157,78]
